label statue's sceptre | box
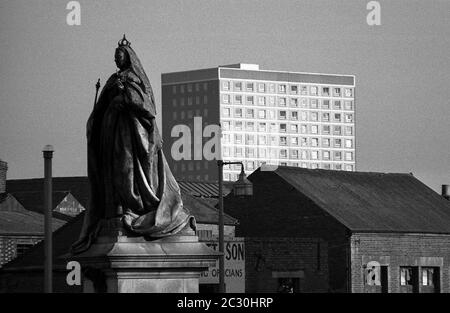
[94,78,101,106]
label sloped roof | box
[6,177,89,209]
[0,210,65,236]
[252,166,450,234]
[6,177,237,225]
[178,180,233,198]
[181,192,237,225]
[1,212,85,268]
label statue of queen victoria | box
[71,36,195,254]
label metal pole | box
[217,160,244,293]
[43,145,54,293]
[218,160,225,293]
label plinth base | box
[71,219,219,293]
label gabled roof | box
[6,177,89,209]
[251,166,450,234]
[0,193,65,235]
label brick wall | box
[351,233,450,293]
[0,235,42,267]
[244,237,329,292]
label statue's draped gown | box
[72,45,194,254]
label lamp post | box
[217,160,253,293]
[43,145,54,293]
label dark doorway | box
[380,266,388,293]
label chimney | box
[442,185,450,201]
[0,160,7,194]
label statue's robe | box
[72,47,194,254]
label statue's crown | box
[118,34,131,47]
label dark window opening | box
[199,284,220,293]
[16,243,34,258]
[277,278,300,293]
[421,267,440,293]
[400,267,419,293]
[364,265,388,293]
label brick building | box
[224,165,450,293]
[0,199,65,267]
[0,162,72,267]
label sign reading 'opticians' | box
[200,238,245,293]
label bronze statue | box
[71,35,195,254]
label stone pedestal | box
[72,218,219,293]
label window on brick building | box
[400,267,419,293]
[421,267,440,293]
[273,271,303,293]
[277,278,299,293]
[364,264,388,293]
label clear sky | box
[0,0,449,192]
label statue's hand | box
[116,77,125,90]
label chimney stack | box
[0,160,7,194]
[442,185,450,201]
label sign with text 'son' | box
[200,238,245,293]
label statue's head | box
[115,48,130,70]
[115,35,131,70]
[113,35,154,102]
